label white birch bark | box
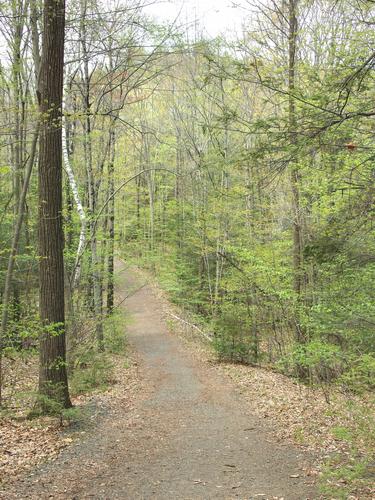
[62,112,87,288]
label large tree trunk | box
[38,0,71,409]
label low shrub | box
[279,340,344,385]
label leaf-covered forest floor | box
[0,261,373,499]
[0,348,141,488]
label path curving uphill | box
[4,261,316,499]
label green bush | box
[212,306,258,364]
[280,342,375,395]
[339,354,375,393]
[279,340,344,384]
[70,349,114,395]
[103,310,127,354]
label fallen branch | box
[165,311,213,343]
[113,283,148,311]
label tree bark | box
[62,113,87,288]
[0,2,41,405]
[38,0,71,409]
[0,125,40,405]
[106,128,115,314]
[288,0,305,342]
[79,0,104,348]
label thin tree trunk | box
[106,51,116,315]
[9,1,26,344]
[106,128,115,314]
[80,0,103,348]
[0,3,41,405]
[0,124,40,405]
[11,1,24,222]
[62,116,87,288]
[288,0,305,342]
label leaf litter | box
[0,351,141,487]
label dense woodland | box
[0,0,374,495]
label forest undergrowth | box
[132,263,375,500]
[0,309,136,486]
[1,0,374,497]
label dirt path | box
[4,263,316,499]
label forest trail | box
[5,261,316,500]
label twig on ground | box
[114,283,148,310]
[165,311,213,343]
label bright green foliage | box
[0,2,373,494]
[320,398,375,498]
[103,310,128,355]
[116,1,375,397]
[70,311,127,395]
[70,351,114,395]
[320,458,370,499]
